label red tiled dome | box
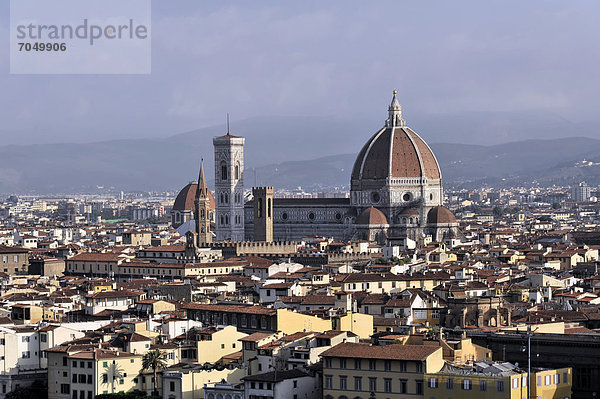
[351,126,441,181]
[427,206,457,224]
[173,183,215,211]
[356,207,389,225]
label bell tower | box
[194,160,212,246]
[213,117,245,241]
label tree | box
[6,380,47,399]
[142,349,167,397]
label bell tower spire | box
[386,89,405,127]
[194,158,212,246]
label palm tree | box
[142,349,167,397]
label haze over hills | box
[1,114,599,194]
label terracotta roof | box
[427,206,458,225]
[182,303,276,316]
[351,125,441,181]
[173,182,216,211]
[321,342,439,361]
[239,332,275,342]
[356,207,388,225]
[0,245,28,254]
[68,253,122,262]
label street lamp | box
[526,325,539,399]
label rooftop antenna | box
[226,113,230,135]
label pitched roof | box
[321,342,439,361]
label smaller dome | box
[356,207,388,225]
[173,183,216,211]
[427,206,457,224]
[399,208,419,216]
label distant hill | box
[1,115,600,194]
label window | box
[72,389,77,399]
[416,362,423,373]
[399,379,407,394]
[399,361,407,372]
[446,378,454,389]
[545,375,551,386]
[72,374,77,383]
[416,379,423,394]
[354,377,362,391]
[102,374,108,384]
[428,377,438,388]
[22,351,30,358]
[554,373,559,384]
[60,384,70,394]
[170,381,175,392]
[354,359,361,370]
[369,378,376,392]
[221,163,227,180]
[63,357,68,366]
[497,380,504,392]
[22,336,29,342]
[383,378,392,393]
[339,376,347,390]
[513,377,519,389]
[325,375,332,389]
[537,376,542,386]
[522,375,527,388]
[78,374,86,384]
[87,375,92,384]
[340,358,347,369]
[479,379,487,391]
[87,362,92,369]
[40,334,47,342]
[462,379,472,390]
[384,360,391,371]
[369,359,376,370]
[563,372,568,383]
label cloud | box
[0,0,599,146]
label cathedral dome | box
[351,92,441,182]
[173,183,216,211]
[356,206,389,225]
[426,206,457,225]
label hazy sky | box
[1,0,599,145]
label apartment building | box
[424,362,572,399]
[321,343,444,399]
[47,346,143,399]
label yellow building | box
[424,362,572,399]
[195,325,247,364]
[321,343,444,398]
[47,346,143,399]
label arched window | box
[220,193,224,204]
[225,215,229,225]
[235,163,240,180]
[225,193,229,204]
[221,162,228,180]
[258,198,263,218]
[200,209,205,219]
